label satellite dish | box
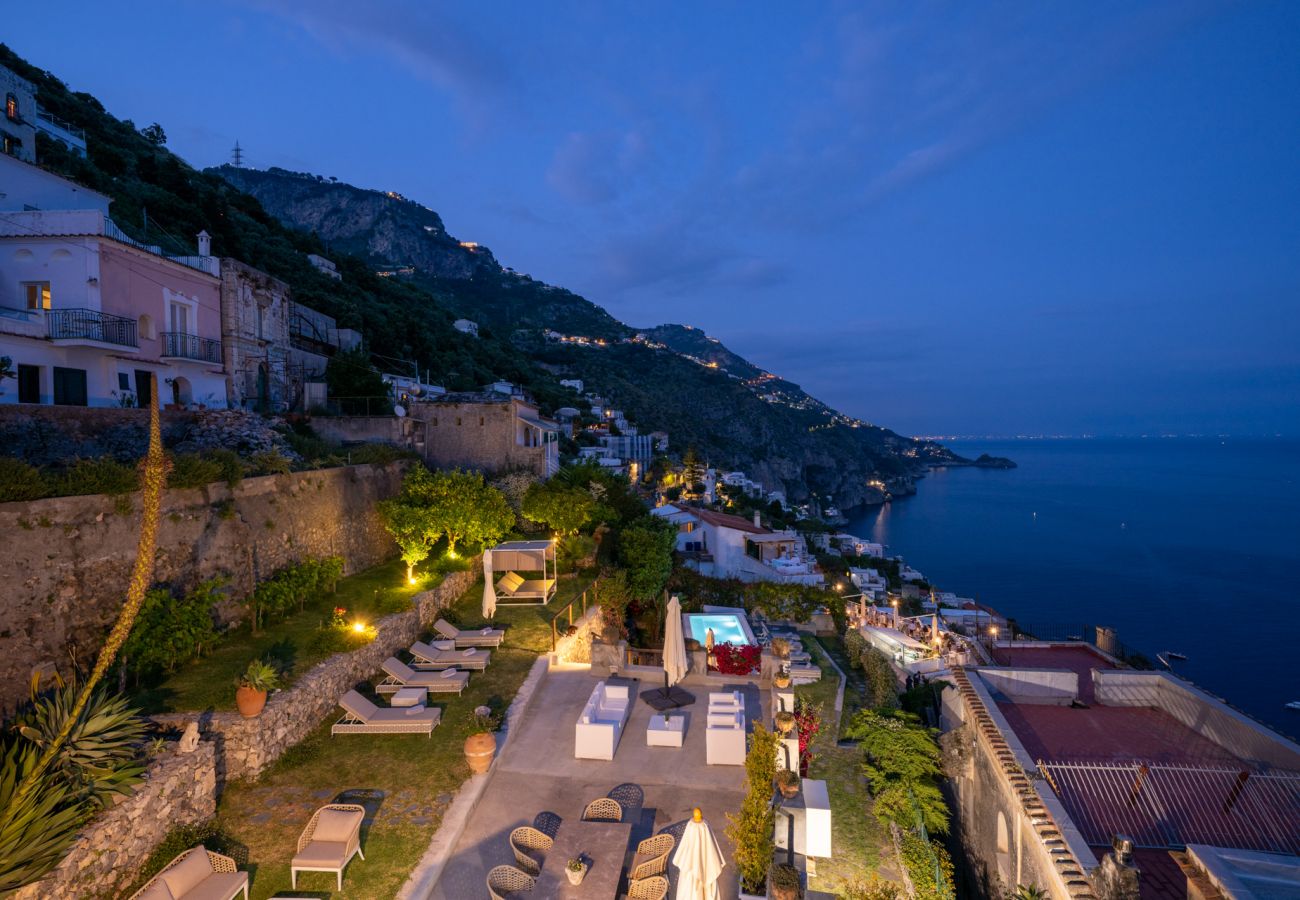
[394,404,406,417]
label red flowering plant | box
[793,696,821,776]
[329,606,348,629]
[712,642,762,675]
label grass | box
[814,633,871,739]
[133,559,459,714]
[202,572,595,899]
[799,635,897,895]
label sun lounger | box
[377,657,470,696]
[409,641,491,670]
[292,804,365,890]
[332,690,440,736]
[434,618,506,647]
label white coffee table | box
[390,687,426,708]
[646,713,685,747]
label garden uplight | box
[352,621,367,634]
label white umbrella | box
[663,595,688,686]
[481,548,496,619]
[672,808,725,900]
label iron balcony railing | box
[47,308,137,348]
[161,331,222,363]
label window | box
[23,282,51,310]
[17,365,39,404]
[169,301,190,334]
[4,93,16,121]
[118,373,131,391]
[1,132,21,157]
[52,367,87,406]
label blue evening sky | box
[7,2,1299,436]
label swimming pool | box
[684,610,757,647]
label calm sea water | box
[845,438,1300,732]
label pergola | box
[487,539,557,604]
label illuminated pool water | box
[684,611,756,647]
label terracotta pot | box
[566,863,587,885]
[235,686,267,718]
[772,884,799,900]
[464,732,497,774]
[777,779,800,800]
[773,673,792,689]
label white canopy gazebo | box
[486,539,557,605]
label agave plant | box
[1011,886,1048,900]
[0,739,88,892]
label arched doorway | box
[256,362,270,413]
[170,376,192,407]
[995,811,1012,888]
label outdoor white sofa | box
[574,681,632,760]
[409,641,491,670]
[377,657,470,696]
[706,709,747,766]
[291,804,365,890]
[434,618,505,647]
[128,846,248,900]
[708,690,744,712]
[332,690,440,736]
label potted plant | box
[774,710,796,735]
[773,670,792,689]
[464,705,500,774]
[769,862,802,900]
[775,768,800,800]
[235,660,279,718]
[565,857,588,886]
[770,637,791,659]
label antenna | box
[231,141,244,167]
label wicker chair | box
[127,847,247,899]
[486,864,536,899]
[291,803,365,890]
[629,833,675,880]
[628,875,670,900]
[508,825,553,875]
[581,797,623,822]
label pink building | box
[0,155,225,408]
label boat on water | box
[1286,701,1300,712]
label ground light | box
[352,621,367,634]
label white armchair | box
[706,709,746,766]
[574,681,633,760]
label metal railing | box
[161,331,221,363]
[46,308,137,347]
[36,110,86,141]
[550,585,593,652]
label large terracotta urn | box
[235,686,267,718]
[464,732,497,774]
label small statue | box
[178,721,200,753]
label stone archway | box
[170,375,192,407]
[995,810,1012,888]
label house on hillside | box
[0,156,225,408]
[307,253,340,280]
[0,65,37,162]
[650,504,824,585]
[453,318,478,336]
[410,391,560,478]
[218,258,292,412]
[287,304,361,409]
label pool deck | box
[426,667,766,899]
[685,607,757,646]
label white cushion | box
[313,807,361,843]
[604,684,629,700]
[440,668,459,679]
[134,880,174,900]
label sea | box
[844,437,1300,734]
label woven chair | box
[291,803,365,890]
[486,864,536,899]
[127,847,247,899]
[508,825,553,875]
[581,797,623,822]
[628,874,670,900]
[629,833,675,880]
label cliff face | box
[216,166,498,279]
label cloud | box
[546,129,650,205]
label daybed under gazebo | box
[488,539,557,605]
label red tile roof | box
[691,507,771,535]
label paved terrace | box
[429,668,766,899]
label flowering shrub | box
[793,696,821,776]
[712,642,761,675]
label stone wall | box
[0,462,405,714]
[154,565,479,783]
[14,743,218,900]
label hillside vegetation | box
[4,42,963,505]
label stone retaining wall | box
[14,743,218,900]
[0,462,405,714]
[154,565,480,783]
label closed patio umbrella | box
[672,807,725,900]
[663,595,688,686]
[482,548,496,619]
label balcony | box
[47,308,138,349]
[161,331,222,364]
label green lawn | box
[132,559,461,714]
[800,636,896,895]
[813,633,871,739]
[201,573,594,899]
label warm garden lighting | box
[407,573,418,586]
[352,621,367,634]
[447,549,458,559]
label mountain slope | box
[217,167,963,505]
